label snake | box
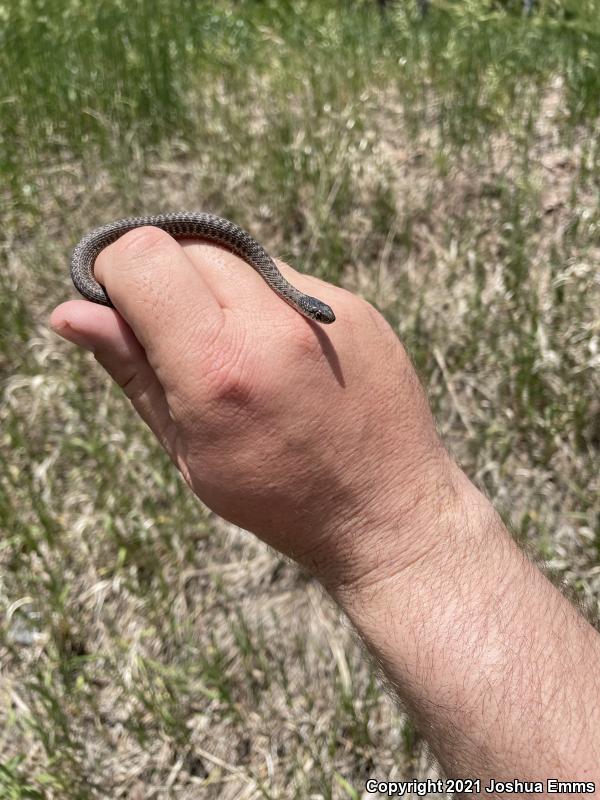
[70,212,335,324]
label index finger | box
[94,226,226,377]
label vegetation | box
[1,1,599,796]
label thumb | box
[50,300,176,452]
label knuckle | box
[106,226,174,271]
[289,319,323,361]
[201,326,254,406]
[119,366,154,403]
[362,296,387,328]
[204,355,252,406]
[359,296,396,340]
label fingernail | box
[50,319,96,352]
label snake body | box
[70,212,335,324]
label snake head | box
[301,296,336,324]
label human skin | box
[50,228,600,792]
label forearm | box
[328,464,600,787]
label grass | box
[1,0,600,796]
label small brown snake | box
[70,212,336,324]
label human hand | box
[51,227,456,590]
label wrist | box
[322,457,512,649]
[333,462,503,612]
[312,450,479,601]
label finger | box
[94,226,226,380]
[50,300,176,452]
[180,241,276,310]
[179,240,339,321]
